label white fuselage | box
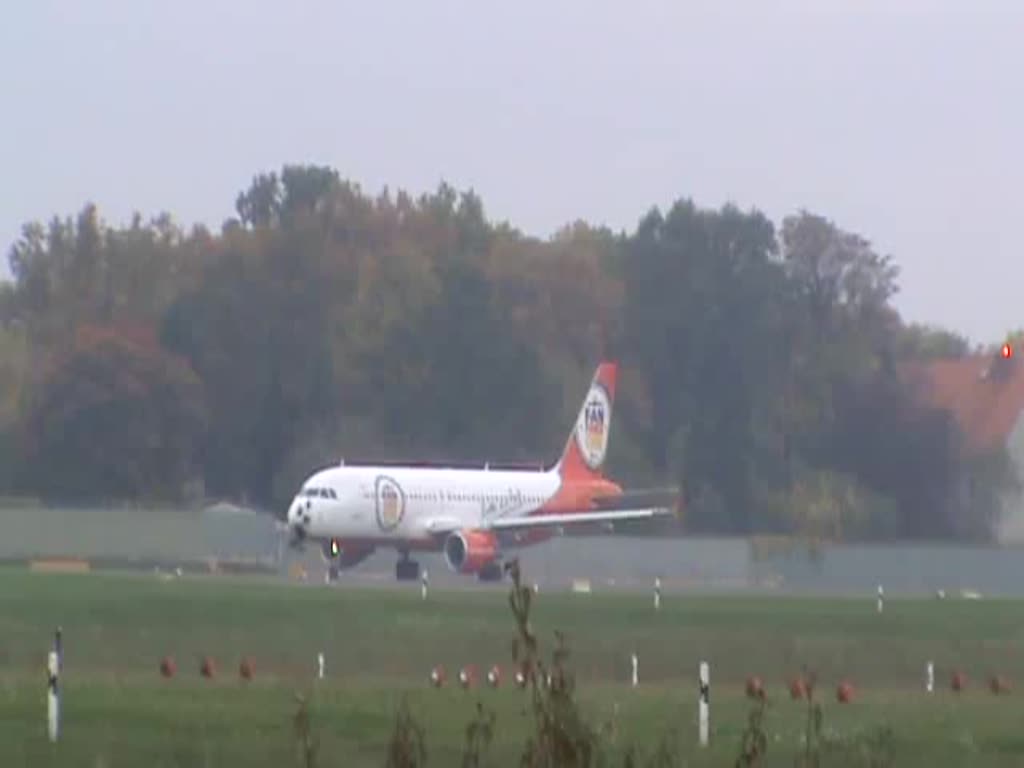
[287,464,562,547]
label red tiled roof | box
[903,353,1024,454]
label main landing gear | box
[394,552,504,583]
[395,551,420,581]
[477,561,504,582]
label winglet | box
[555,362,617,481]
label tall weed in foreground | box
[734,694,769,767]
[505,558,608,767]
[461,700,497,767]
[292,693,320,768]
[795,670,823,768]
[621,732,681,768]
[385,696,428,768]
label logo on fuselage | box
[375,475,406,531]
[575,383,611,470]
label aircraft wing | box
[419,505,675,536]
[422,517,465,535]
[420,507,673,536]
[486,507,673,531]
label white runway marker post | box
[47,627,61,742]
[926,661,934,693]
[47,651,59,742]
[698,661,710,747]
[877,584,884,614]
[631,653,638,688]
[654,577,661,611]
[317,652,325,680]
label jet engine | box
[443,530,499,573]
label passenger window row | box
[355,488,547,505]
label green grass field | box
[3,567,1024,766]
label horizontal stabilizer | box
[590,487,681,510]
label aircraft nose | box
[288,501,307,546]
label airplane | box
[285,361,679,582]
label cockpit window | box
[299,487,337,499]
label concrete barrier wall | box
[748,541,1024,597]
[514,535,751,591]
[0,505,280,563]
[5,504,1024,596]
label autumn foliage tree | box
[0,164,1017,541]
[17,325,207,503]
[0,323,28,491]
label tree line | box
[0,164,1015,541]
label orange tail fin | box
[555,362,618,481]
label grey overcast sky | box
[1,1,1021,344]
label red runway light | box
[1001,343,1013,359]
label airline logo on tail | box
[575,382,611,470]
